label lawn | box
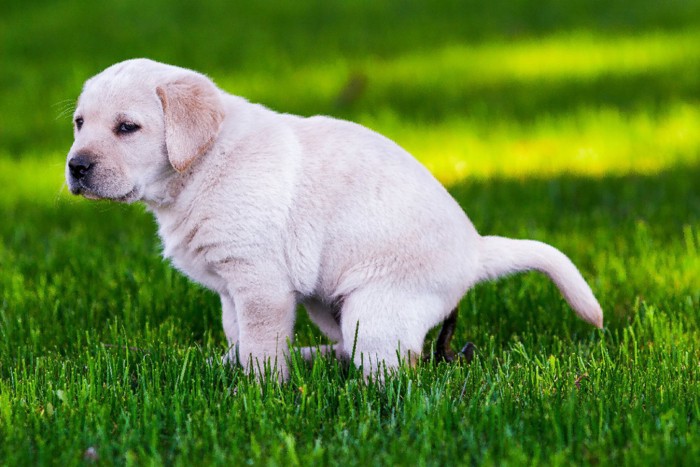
[1,0,699,465]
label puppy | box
[66,59,603,380]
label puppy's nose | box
[68,154,93,179]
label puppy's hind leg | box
[339,286,442,380]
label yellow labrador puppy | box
[66,59,603,380]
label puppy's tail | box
[476,235,603,328]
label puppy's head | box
[66,58,225,203]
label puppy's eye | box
[117,122,140,134]
[75,117,84,130]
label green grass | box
[1,0,699,465]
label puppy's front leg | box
[220,293,239,365]
[230,286,296,382]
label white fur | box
[66,59,603,380]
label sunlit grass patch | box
[383,103,700,183]
[374,29,700,84]
[223,29,700,105]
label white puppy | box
[66,59,603,380]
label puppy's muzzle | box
[68,154,94,180]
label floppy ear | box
[156,74,225,172]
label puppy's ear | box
[156,74,224,172]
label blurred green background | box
[3,0,700,181]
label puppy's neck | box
[142,175,186,212]
[143,150,214,213]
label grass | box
[1,0,699,465]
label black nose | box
[68,154,93,179]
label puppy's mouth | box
[113,186,140,203]
[70,180,140,203]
